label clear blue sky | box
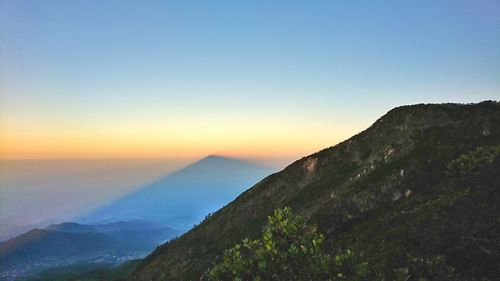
[1,0,499,159]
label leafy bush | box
[447,146,500,177]
[203,207,368,281]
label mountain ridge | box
[130,101,500,281]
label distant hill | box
[79,156,274,229]
[0,221,180,279]
[45,220,159,233]
[43,220,179,252]
[130,101,500,281]
[0,229,116,266]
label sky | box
[1,0,499,159]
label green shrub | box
[447,146,500,177]
[203,207,368,281]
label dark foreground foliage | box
[203,207,367,281]
[204,145,500,281]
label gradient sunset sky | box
[1,0,499,159]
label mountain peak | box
[199,154,230,162]
[205,154,224,159]
[201,154,241,162]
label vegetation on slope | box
[206,207,472,281]
[203,144,499,281]
[203,207,368,281]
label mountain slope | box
[80,156,274,229]
[130,101,500,281]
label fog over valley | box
[0,158,194,240]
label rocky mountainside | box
[130,101,500,281]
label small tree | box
[203,207,368,281]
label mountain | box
[79,156,274,229]
[0,221,180,280]
[0,229,116,267]
[45,220,159,233]
[43,220,180,252]
[129,101,500,281]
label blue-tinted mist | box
[78,156,275,230]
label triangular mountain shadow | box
[78,155,275,230]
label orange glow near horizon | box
[1,0,499,160]
[0,115,366,160]
[0,130,354,160]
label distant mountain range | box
[0,220,180,279]
[79,155,275,230]
[45,220,159,233]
